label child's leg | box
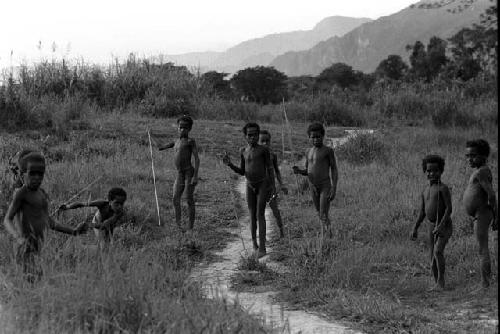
[319,183,332,237]
[256,183,270,255]
[474,206,493,287]
[309,183,321,214]
[246,183,258,250]
[172,172,185,227]
[428,224,438,283]
[185,169,196,230]
[434,235,449,288]
[269,197,284,237]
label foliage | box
[230,66,288,104]
[375,55,409,80]
[406,37,448,82]
[316,63,359,90]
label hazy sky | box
[0,0,417,69]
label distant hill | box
[164,16,371,73]
[270,0,491,76]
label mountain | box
[270,0,492,76]
[164,16,371,73]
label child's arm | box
[59,200,107,211]
[264,148,276,193]
[273,154,287,193]
[3,189,26,244]
[477,168,498,230]
[223,149,245,175]
[292,149,309,176]
[433,185,452,236]
[92,212,125,230]
[49,217,82,235]
[328,148,338,201]
[158,142,175,151]
[191,139,200,185]
[411,192,426,240]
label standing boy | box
[153,115,200,231]
[463,139,497,288]
[292,123,338,237]
[223,122,275,257]
[58,187,127,248]
[411,155,453,291]
[3,152,84,281]
[258,130,288,238]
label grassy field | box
[267,126,498,333]
[0,112,497,333]
[0,114,275,333]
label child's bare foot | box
[252,240,259,251]
[427,284,445,292]
[279,228,284,239]
[257,249,267,258]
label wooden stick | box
[51,176,103,216]
[281,100,301,194]
[147,130,162,226]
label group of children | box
[411,139,497,290]
[2,116,497,291]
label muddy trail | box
[190,130,373,334]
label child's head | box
[242,122,260,145]
[177,115,193,138]
[422,154,445,182]
[466,139,490,168]
[19,152,46,190]
[258,130,271,147]
[307,123,325,147]
[108,187,127,213]
[9,149,36,187]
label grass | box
[0,109,497,333]
[0,115,272,333]
[266,125,498,333]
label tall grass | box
[272,125,498,333]
[1,56,497,132]
[0,118,269,333]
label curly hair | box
[307,122,325,136]
[466,139,490,157]
[422,154,445,173]
[108,187,127,201]
[242,122,260,135]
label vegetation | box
[0,2,497,333]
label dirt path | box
[190,130,374,333]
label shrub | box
[336,133,388,165]
[308,95,365,126]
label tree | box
[231,66,288,104]
[201,71,231,98]
[375,55,409,80]
[316,63,358,90]
[406,37,448,81]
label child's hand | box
[491,217,498,231]
[191,176,199,186]
[328,188,336,202]
[410,227,418,240]
[292,166,300,174]
[281,186,288,195]
[222,152,231,166]
[75,222,87,235]
[57,204,68,213]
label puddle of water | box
[190,130,374,333]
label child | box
[3,152,84,281]
[58,187,128,248]
[411,155,453,291]
[153,115,200,230]
[222,122,275,258]
[292,123,338,237]
[8,149,36,189]
[462,139,497,288]
[258,130,288,238]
